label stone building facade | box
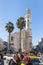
[8,8,32,52]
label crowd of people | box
[8,53,33,65]
[0,53,33,65]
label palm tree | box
[5,22,14,52]
[16,17,25,52]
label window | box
[27,20,29,27]
[11,36,13,41]
[11,43,14,45]
[10,43,14,45]
[28,19,29,22]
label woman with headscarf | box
[8,54,17,65]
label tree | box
[36,45,40,53]
[5,22,14,53]
[16,17,25,52]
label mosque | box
[8,8,32,52]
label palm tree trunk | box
[8,32,10,53]
[19,29,22,52]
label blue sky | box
[0,0,43,45]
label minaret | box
[25,8,32,36]
[25,8,31,30]
[25,8,32,52]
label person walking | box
[24,56,33,65]
[19,54,25,65]
[0,54,4,65]
[16,53,20,65]
[8,54,17,65]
